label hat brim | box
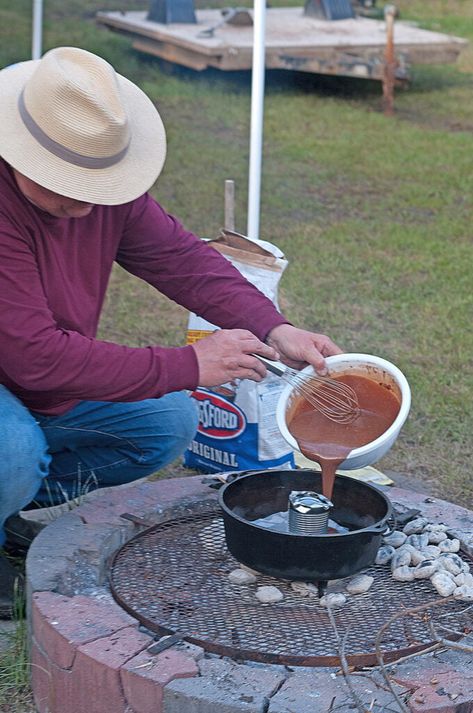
[0,59,166,205]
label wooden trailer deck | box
[96,8,467,81]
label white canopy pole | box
[246,0,266,241]
[32,0,43,60]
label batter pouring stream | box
[288,374,400,500]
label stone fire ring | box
[27,474,473,713]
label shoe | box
[4,514,45,556]
[0,552,24,620]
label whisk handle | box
[251,354,287,377]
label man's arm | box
[117,196,343,382]
[116,195,289,342]
[0,218,199,409]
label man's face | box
[13,169,95,218]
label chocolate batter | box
[288,373,400,500]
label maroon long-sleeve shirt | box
[0,159,287,415]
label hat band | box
[18,90,130,169]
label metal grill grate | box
[110,502,472,667]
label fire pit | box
[27,474,473,713]
[110,497,472,667]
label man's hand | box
[192,329,280,388]
[265,324,343,376]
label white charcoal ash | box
[290,581,318,598]
[392,566,415,582]
[406,533,429,550]
[438,538,460,554]
[372,516,473,602]
[346,574,374,595]
[396,543,417,555]
[454,572,473,587]
[228,568,257,585]
[413,560,438,579]
[421,545,441,559]
[453,585,473,603]
[433,565,455,580]
[320,592,346,608]
[431,571,457,597]
[437,571,456,582]
[427,530,448,545]
[391,549,412,572]
[383,531,407,548]
[403,518,429,535]
[255,586,284,603]
[437,553,464,576]
[375,545,395,565]
[410,549,429,566]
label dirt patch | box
[395,107,473,134]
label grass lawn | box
[0,2,472,706]
[0,1,471,500]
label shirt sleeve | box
[0,193,289,414]
[116,194,289,342]
[0,218,199,407]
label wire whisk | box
[254,355,360,424]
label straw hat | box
[0,46,166,205]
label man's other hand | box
[265,324,343,376]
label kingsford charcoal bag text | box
[184,230,295,473]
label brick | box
[391,654,473,713]
[163,658,286,713]
[26,513,85,593]
[268,668,408,713]
[31,637,74,713]
[139,475,212,505]
[172,640,205,661]
[68,626,151,713]
[406,672,472,713]
[121,648,199,713]
[73,522,130,583]
[76,497,154,527]
[27,518,137,595]
[392,660,457,690]
[408,686,457,713]
[32,591,139,669]
[76,476,212,527]
[435,645,473,676]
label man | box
[0,46,342,616]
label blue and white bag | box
[184,230,295,473]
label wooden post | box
[224,179,235,231]
[383,4,396,117]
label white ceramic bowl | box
[276,353,411,471]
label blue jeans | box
[0,386,198,545]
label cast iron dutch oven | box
[218,468,392,581]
